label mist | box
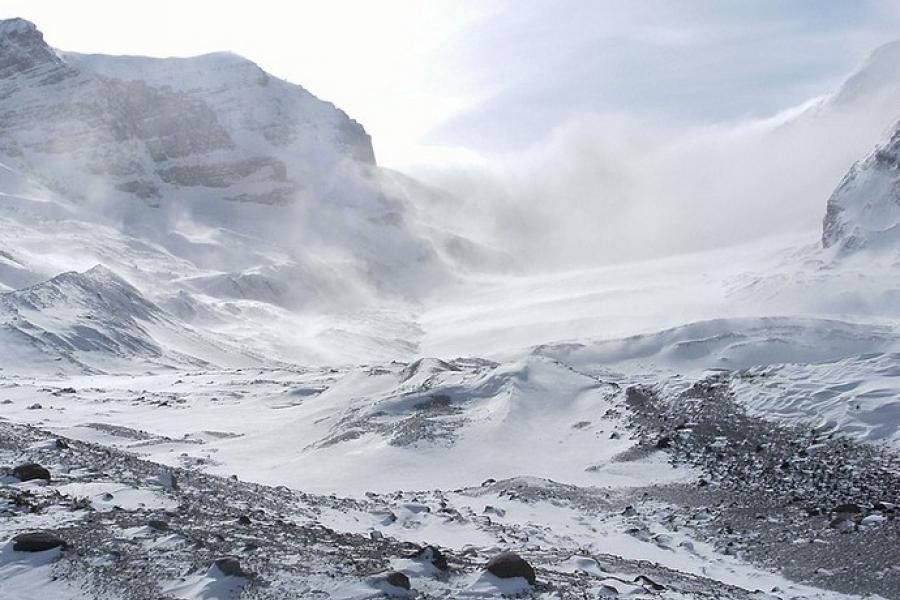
[413,85,900,271]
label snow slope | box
[0,17,473,323]
[823,124,900,254]
[0,265,264,374]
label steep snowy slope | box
[822,123,900,254]
[0,18,459,316]
[0,17,372,204]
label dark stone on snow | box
[237,514,251,525]
[408,545,448,571]
[485,552,536,585]
[481,478,496,487]
[656,436,672,449]
[12,463,50,482]
[147,519,169,531]
[12,531,66,552]
[55,438,69,449]
[385,571,411,590]
[213,556,248,577]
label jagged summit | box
[822,123,900,253]
[0,16,37,34]
[0,16,468,324]
[0,16,375,209]
[0,17,66,78]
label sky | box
[3,0,900,171]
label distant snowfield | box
[3,218,900,484]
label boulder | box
[12,463,50,482]
[147,519,169,531]
[385,571,411,590]
[485,552,536,585]
[832,503,862,515]
[212,556,248,577]
[12,532,67,552]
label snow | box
[0,543,83,600]
[1,15,900,600]
[164,564,248,600]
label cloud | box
[414,78,900,270]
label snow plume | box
[416,70,900,271]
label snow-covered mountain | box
[0,264,264,374]
[822,123,900,254]
[0,18,508,324]
[0,17,525,365]
[0,17,373,204]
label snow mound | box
[0,265,262,374]
[536,317,900,375]
[734,351,900,447]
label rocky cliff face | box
[0,18,374,207]
[822,124,900,253]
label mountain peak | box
[831,38,900,106]
[0,17,64,77]
[822,123,900,252]
[0,17,37,35]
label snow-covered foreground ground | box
[3,221,900,600]
[3,301,900,599]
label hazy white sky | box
[3,1,900,169]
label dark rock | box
[147,519,169,531]
[481,478,496,487]
[54,438,69,449]
[12,531,66,552]
[832,503,862,514]
[656,436,673,449]
[212,556,247,577]
[385,571,411,590]
[26,403,42,410]
[485,552,536,585]
[237,514,251,525]
[12,463,50,482]
[408,545,448,571]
